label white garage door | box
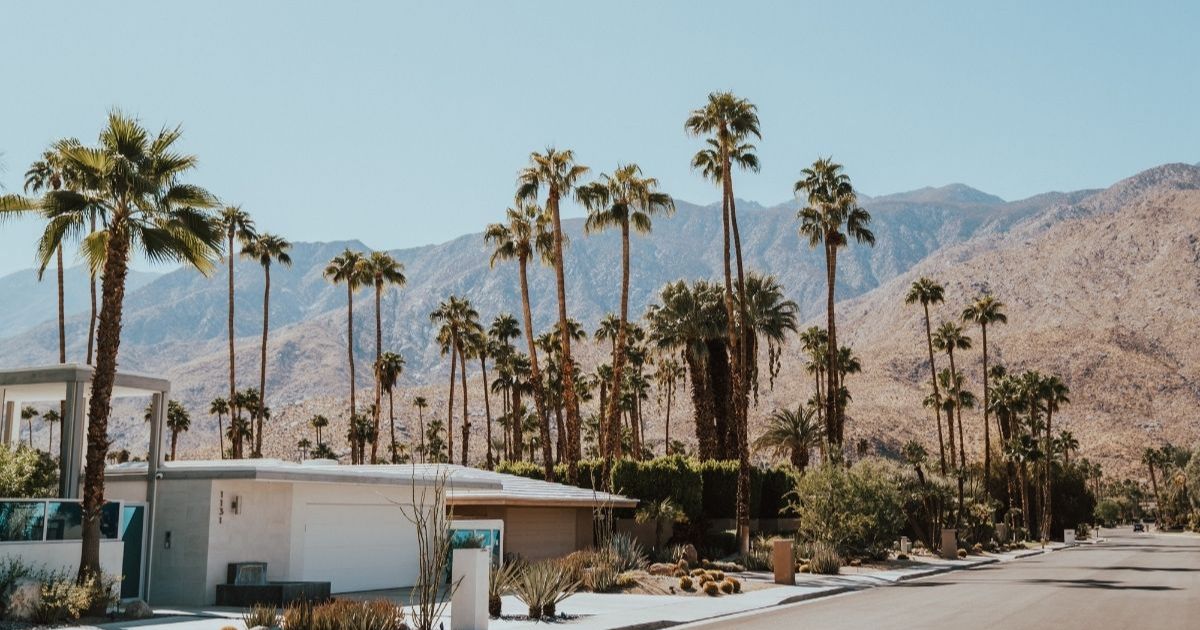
[300,502,420,593]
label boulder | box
[123,599,154,620]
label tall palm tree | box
[362,251,406,463]
[220,206,256,433]
[375,351,405,463]
[686,91,761,555]
[412,396,429,461]
[469,331,497,469]
[484,202,556,479]
[20,406,38,449]
[1039,375,1069,541]
[209,397,229,459]
[962,294,1007,482]
[653,357,684,455]
[905,277,947,474]
[1056,430,1079,465]
[323,248,368,462]
[753,404,823,470]
[578,163,675,467]
[309,414,329,447]
[932,321,972,468]
[24,148,74,365]
[43,409,61,453]
[166,400,191,461]
[36,111,222,579]
[431,295,481,465]
[740,273,799,401]
[516,147,589,482]
[1142,447,1163,523]
[241,233,291,457]
[796,158,875,445]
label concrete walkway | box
[76,545,1064,630]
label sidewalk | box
[79,545,1066,630]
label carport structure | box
[0,363,171,499]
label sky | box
[1,1,1197,275]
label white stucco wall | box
[0,540,124,577]
[205,480,295,603]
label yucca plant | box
[513,561,579,619]
[809,541,841,575]
[489,562,521,617]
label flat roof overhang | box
[0,363,171,402]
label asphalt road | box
[686,529,1200,629]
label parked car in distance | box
[1132,522,1145,532]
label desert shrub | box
[614,571,642,589]
[809,541,841,575]
[787,459,906,558]
[613,456,703,520]
[489,563,521,617]
[703,581,719,596]
[0,446,58,498]
[298,599,402,630]
[33,572,96,624]
[513,561,579,619]
[728,577,741,593]
[700,560,744,573]
[719,579,734,594]
[957,548,968,559]
[606,532,647,572]
[282,600,314,630]
[243,603,279,628]
[0,557,35,615]
[741,535,778,571]
[580,558,619,593]
[678,575,693,590]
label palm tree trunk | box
[417,406,426,462]
[227,232,237,455]
[1020,463,1032,534]
[518,256,554,481]
[605,221,631,469]
[981,323,991,489]
[79,214,132,581]
[56,245,65,364]
[664,385,672,456]
[446,336,457,462]
[87,215,98,365]
[481,357,493,469]
[171,430,179,462]
[947,348,965,527]
[388,389,397,463]
[346,283,357,462]
[825,245,840,445]
[1042,408,1054,541]
[372,282,383,464]
[923,303,946,474]
[459,342,470,465]
[547,191,582,483]
[217,412,225,459]
[256,264,270,458]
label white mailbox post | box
[451,547,489,630]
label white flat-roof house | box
[106,460,634,606]
[0,365,636,607]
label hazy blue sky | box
[2,1,1197,274]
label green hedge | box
[496,456,797,523]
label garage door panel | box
[301,503,418,593]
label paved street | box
[685,530,1200,629]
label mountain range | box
[3,163,1197,479]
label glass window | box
[45,502,119,541]
[0,501,45,542]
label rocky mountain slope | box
[4,166,1196,478]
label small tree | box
[392,471,458,630]
[634,497,688,553]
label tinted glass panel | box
[44,501,119,540]
[0,501,45,542]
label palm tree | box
[43,409,61,453]
[1039,375,1069,541]
[362,251,406,463]
[653,357,684,455]
[579,163,675,467]
[309,414,329,448]
[220,206,257,433]
[323,249,369,462]
[1056,430,1079,465]
[905,277,947,474]
[36,112,221,579]
[932,322,972,468]
[297,438,312,461]
[375,351,405,464]
[468,331,497,469]
[1142,447,1164,524]
[516,147,590,483]
[241,233,292,457]
[24,147,75,365]
[740,273,799,401]
[412,397,429,461]
[686,91,762,555]
[431,295,481,465]
[962,294,1007,482]
[20,406,38,449]
[166,400,191,461]
[753,405,823,470]
[796,158,875,445]
[209,397,229,458]
[634,497,689,553]
[484,202,555,479]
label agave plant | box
[605,531,648,573]
[513,561,579,619]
